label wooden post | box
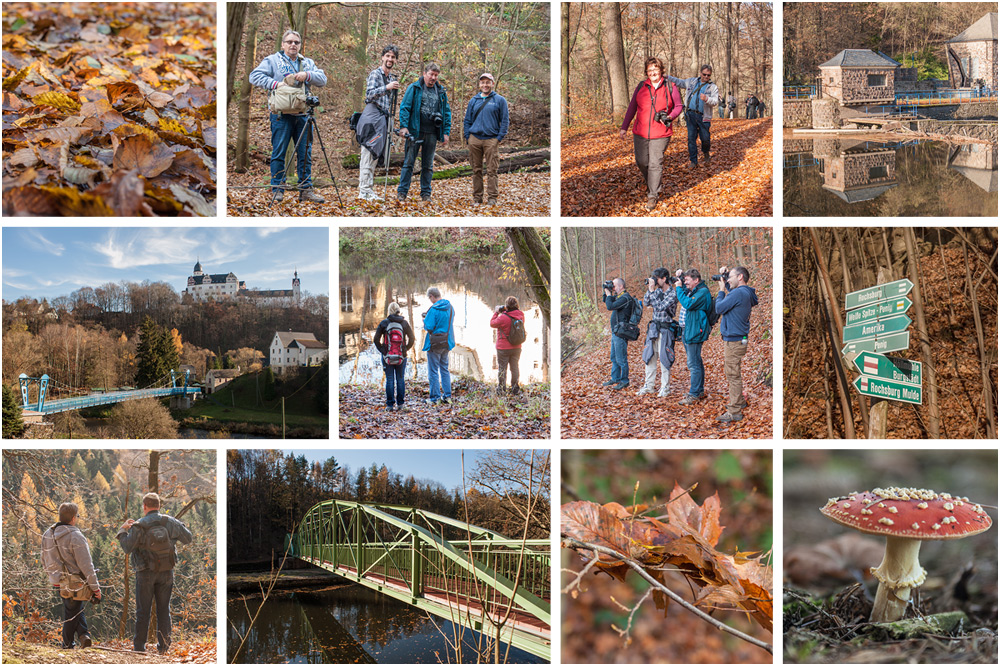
[867,267,891,438]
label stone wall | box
[915,119,999,142]
[917,102,998,121]
[783,138,814,154]
[812,98,842,129]
[841,68,896,104]
[948,41,998,91]
[783,100,813,128]
[844,152,896,188]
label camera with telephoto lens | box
[711,273,726,281]
[432,112,443,128]
[603,280,615,292]
[653,110,672,125]
[305,95,320,108]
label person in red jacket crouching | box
[490,296,526,396]
[619,57,684,212]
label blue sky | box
[1,227,329,301]
[289,449,493,491]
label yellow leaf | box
[2,63,34,91]
[32,91,82,113]
[158,117,187,135]
[113,122,161,144]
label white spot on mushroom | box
[917,502,928,509]
[932,524,941,530]
[944,502,954,511]
[878,503,885,508]
[878,517,894,526]
[887,506,898,514]
[911,522,920,530]
[842,502,851,508]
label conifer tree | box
[2,384,25,438]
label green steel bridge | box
[294,500,551,660]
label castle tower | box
[292,269,301,301]
[193,259,203,277]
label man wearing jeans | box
[42,502,102,650]
[715,266,758,422]
[603,278,632,390]
[421,287,455,404]
[666,65,719,169]
[463,72,509,205]
[397,63,452,202]
[249,30,327,203]
[675,269,712,404]
[117,493,192,654]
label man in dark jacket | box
[490,296,524,395]
[373,301,416,410]
[675,269,712,404]
[41,503,102,649]
[603,278,632,390]
[715,266,758,422]
[463,73,509,206]
[117,493,193,654]
[397,62,452,202]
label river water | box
[339,251,548,386]
[783,138,998,216]
[227,585,544,664]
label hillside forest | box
[561,227,773,439]
[784,2,999,83]
[783,227,998,439]
[227,449,550,564]
[1,450,216,661]
[227,2,551,217]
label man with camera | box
[356,45,400,202]
[675,269,712,404]
[640,269,679,396]
[463,73,509,206]
[42,502,102,649]
[422,287,455,404]
[666,65,719,169]
[397,63,452,202]
[249,30,328,203]
[603,278,633,390]
[714,266,758,422]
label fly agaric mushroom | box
[820,487,992,622]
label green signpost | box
[842,314,912,344]
[845,279,914,310]
[841,331,910,356]
[845,297,912,326]
[853,374,922,404]
[851,351,921,386]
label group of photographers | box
[252,39,509,207]
[603,265,758,423]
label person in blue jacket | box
[463,72,509,206]
[397,63,452,202]
[675,269,712,404]
[714,266,758,422]
[421,287,455,404]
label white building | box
[183,260,301,304]
[270,331,328,373]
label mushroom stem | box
[870,535,926,622]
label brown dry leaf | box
[103,169,146,216]
[113,135,174,177]
[664,482,725,547]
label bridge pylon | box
[18,373,49,411]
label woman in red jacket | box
[619,57,684,212]
[489,296,525,396]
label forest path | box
[1,639,214,664]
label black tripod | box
[269,103,344,210]
[382,89,398,202]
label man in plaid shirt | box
[640,269,678,396]
[358,45,400,201]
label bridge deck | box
[31,387,200,414]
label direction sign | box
[853,375,922,404]
[845,279,914,311]
[842,331,910,356]
[843,314,912,343]
[845,297,913,326]
[851,352,921,386]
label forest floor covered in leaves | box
[0,638,216,663]
[339,378,550,439]
[561,118,772,217]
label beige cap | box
[479,72,495,82]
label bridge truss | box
[18,369,198,414]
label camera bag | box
[503,312,527,346]
[49,527,93,601]
[614,295,643,341]
[269,83,308,115]
[429,305,454,354]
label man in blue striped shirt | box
[666,65,719,170]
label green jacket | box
[399,80,452,140]
[675,281,712,344]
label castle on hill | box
[182,260,301,305]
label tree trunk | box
[725,3,733,111]
[235,2,260,173]
[227,2,249,109]
[561,3,570,126]
[354,5,371,113]
[691,2,701,75]
[602,2,629,124]
[505,228,551,331]
[903,228,940,438]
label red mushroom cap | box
[820,487,993,540]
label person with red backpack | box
[619,57,684,211]
[490,296,526,396]
[373,301,415,411]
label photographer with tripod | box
[619,57,683,212]
[397,62,451,202]
[356,45,400,202]
[249,29,327,204]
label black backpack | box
[140,517,175,572]
[615,295,644,341]
[504,313,527,346]
[706,290,721,329]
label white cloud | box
[22,230,64,256]
[256,227,286,238]
[92,229,202,269]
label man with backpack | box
[422,287,456,405]
[41,502,102,650]
[603,278,640,390]
[463,72,509,206]
[490,296,525,395]
[675,269,713,405]
[117,493,193,655]
[715,266,758,422]
[640,269,678,396]
[356,45,400,202]
[374,301,415,411]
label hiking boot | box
[474,198,483,204]
[658,386,671,397]
[272,189,285,202]
[602,379,618,387]
[703,153,712,166]
[680,394,702,405]
[397,193,407,202]
[687,161,697,170]
[423,398,438,405]
[440,397,451,404]
[421,195,432,202]
[386,404,396,412]
[646,200,657,211]
[80,635,92,648]
[611,381,629,390]
[299,189,325,203]
[487,198,497,206]
[717,412,743,422]
[638,386,653,395]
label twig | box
[562,537,773,654]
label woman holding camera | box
[490,296,525,396]
[619,57,684,212]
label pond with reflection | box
[783,137,998,216]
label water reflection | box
[227,585,543,664]
[784,139,999,216]
[339,252,548,386]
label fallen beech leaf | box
[113,135,174,177]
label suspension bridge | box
[18,370,200,415]
[294,500,551,660]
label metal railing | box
[895,88,998,106]
[783,85,816,100]
[31,387,199,414]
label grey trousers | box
[633,135,670,203]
